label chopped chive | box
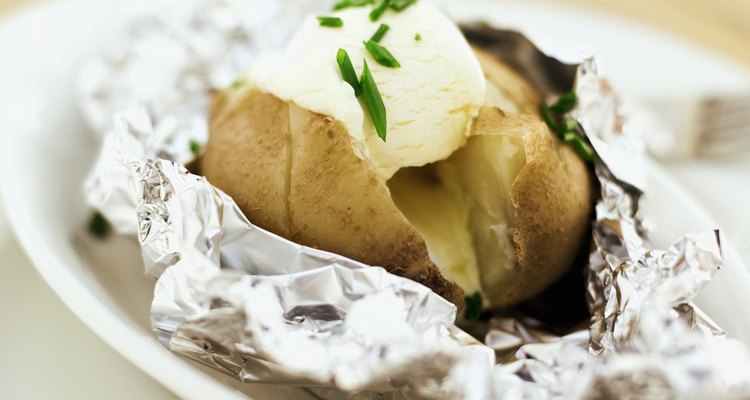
[364,40,400,68]
[87,211,111,240]
[230,79,245,90]
[317,16,344,28]
[369,0,390,21]
[189,139,201,156]
[336,49,362,96]
[540,92,593,162]
[414,33,422,41]
[370,23,390,43]
[389,0,417,11]
[333,0,374,10]
[464,291,483,320]
[559,119,578,135]
[360,60,387,141]
[550,91,577,114]
[562,132,595,162]
[540,102,558,133]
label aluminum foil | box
[82,0,330,233]
[81,0,750,398]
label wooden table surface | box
[554,0,750,66]
[2,0,750,66]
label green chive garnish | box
[317,16,344,27]
[559,118,578,135]
[550,91,577,114]
[464,291,483,320]
[336,49,362,96]
[389,0,417,11]
[364,40,400,68]
[189,139,201,156]
[333,0,374,10]
[360,60,387,141]
[370,23,390,43]
[414,33,422,41]
[230,79,245,90]
[540,102,558,133]
[369,0,390,21]
[88,211,111,240]
[540,91,594,162]
[562,132,595,162]
[369,0,416,21]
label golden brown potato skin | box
[204,89,465,308]
[206,90,291,237]
[203,50,591,310]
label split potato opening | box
[388,129,526,306]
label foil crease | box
[81,0,750,398]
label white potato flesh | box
[388,131,527,305]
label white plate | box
[1,1,750,399]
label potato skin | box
[203,89,465,308]
[205,89,291,237]
[509,142,591,306]
[468,107,592,307]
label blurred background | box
[0,0,747,399]
[0,0,747,63]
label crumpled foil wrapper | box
[82,0,330,233]
[81,0,750,398]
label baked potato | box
[202,43,592,311]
